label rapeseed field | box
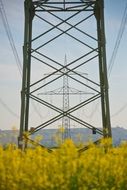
[0,139,127,190]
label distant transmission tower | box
[18,0,112,149]
[62,55,71,140]
[38,55,91,141]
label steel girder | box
[18,0,112,148]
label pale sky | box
[0,0,127,130]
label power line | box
[0,97,19,118]
[107,2,127,120]
[0,0,43,121]
[108,1,127,76]
[31,101,43,122]
[0,0,21,122]
[0,0,22,75]
[87,2,127,119]
[111,103,127,118]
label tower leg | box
[18,0,34,148]
[95,0,112,137]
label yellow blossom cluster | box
[0,139,127,190]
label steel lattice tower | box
[38,55,92,142]
[18,0,112,148]
[62,55,71,140]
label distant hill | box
[0,127,127,147]
[0,129,18,146]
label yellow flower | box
[0,139,127,189]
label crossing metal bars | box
[18,0,112,148]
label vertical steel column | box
[18,0,34,148]
[95,0,112,137]
[18,0,112,148]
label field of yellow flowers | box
[0,139,127,190]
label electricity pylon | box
[62,55,71,140]
[38,55,92,142]
[18,0,112,148]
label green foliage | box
[0,139,127,190]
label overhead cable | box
[0,97,19,118]
[88,2,127,118]
[0,0,22,75]
[0,0,43,120]
[108,1,127,76]
[111,102,127,117]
